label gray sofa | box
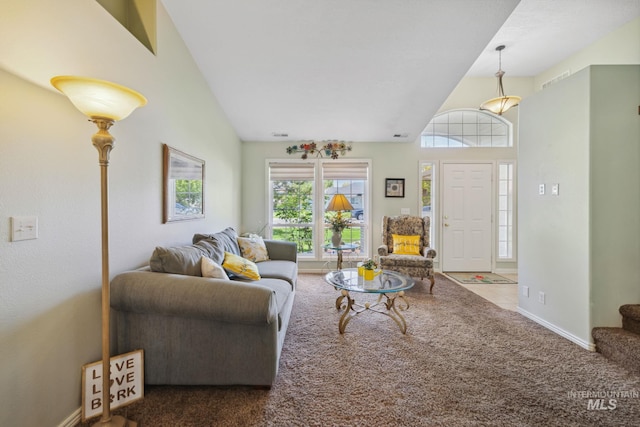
[110,227,297,387]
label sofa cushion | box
[257,260,298,290]
[222,252,261,281]
[149,240,217,276]
[237,235,270,262]
[201,256,229,280]
[380,253,433,269]
[193,227,241,258]
[193,237,226,265]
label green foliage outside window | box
[271,179,365,254]
[175,179,202,211]
[272,180,313,252]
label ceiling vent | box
[541,70,571,90]
[393,133,409,138]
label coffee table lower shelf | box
[324,268,414,334]
[335,289,410,334]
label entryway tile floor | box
[446,273,519,311]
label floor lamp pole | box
[92,119,133,427]
[49,75,146,426]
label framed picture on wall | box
[385,178,405,198]
[163,144,205,223]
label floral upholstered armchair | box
[377,215,437,293]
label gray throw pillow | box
[192,227,241,257]
[149,240,214,276]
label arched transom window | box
[420,109,512,148]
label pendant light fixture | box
[480,45,521,115]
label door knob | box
[444,223,450,227]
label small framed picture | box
[385,178,405,198]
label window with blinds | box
[269,162,315,254]
[268,160,371,259]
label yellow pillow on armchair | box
[392,234,421,255]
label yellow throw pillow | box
[237,235,269,262]
[222,252,261,281]
[392,234,421,256]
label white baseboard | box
[58,408,81,427]
[517,307,595,352]
[299,268,325,274]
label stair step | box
[620,304,640,335]
[592,327,640,376]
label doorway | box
[441,163,493,272]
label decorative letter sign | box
[81,350,144,421]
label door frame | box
[438,160,496,272]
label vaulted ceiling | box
[164,0,639,143]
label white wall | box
[516,16,640,349]
[0,1,241,426]
[589,65,640,327]
[518,65,640,348]
[534,16,640,90]
[518,68,592,345]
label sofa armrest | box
[264,239,297,263]
[111,271,277,326]
[377,245,389,257]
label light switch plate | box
[551,184,560,196]
[11,216,38,241]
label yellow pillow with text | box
[222,252,261,281]
[392,234,421,256]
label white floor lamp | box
[51,76,146,427]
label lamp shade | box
[479,45,520,115]
[326,193,354,211]
[51,76,147,121]
[479,95,521,115]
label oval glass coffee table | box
[324,268,415,334]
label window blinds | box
[269,161,369,181]
[269,162,315,180]
[321,161,369,180]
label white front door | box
[441,163,493,272]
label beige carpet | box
[81,274,640,426]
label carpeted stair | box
[592,304,640,376]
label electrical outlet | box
[551,183,560,196]
[522,285,529,297]
[538,184,545,195]
[538,291,545,304]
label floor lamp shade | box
[51,75,145,427]
[51,76,147,121]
